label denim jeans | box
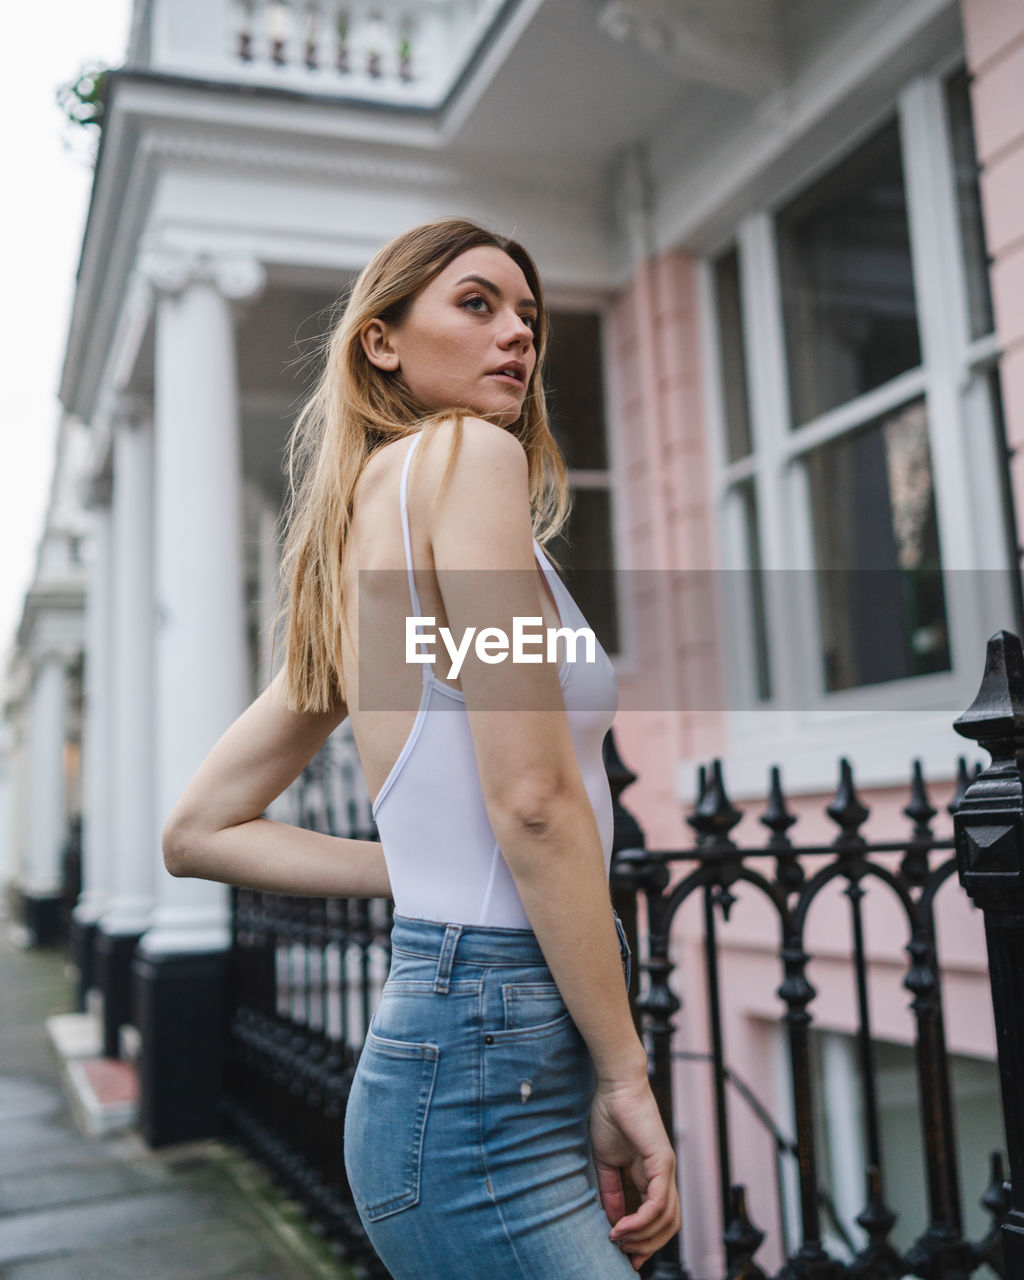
[343,910,637,1278]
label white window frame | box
[543,288,632,669]
[693,56,1016,800]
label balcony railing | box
[134,0,512,109]
[224,633,1024,1278]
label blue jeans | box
[343,910,637,1278]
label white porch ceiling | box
[446,0,717,174]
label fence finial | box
[953,630,1024,1276]
[688,758,742,848]
[953,630,1024,758]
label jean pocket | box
[344,1027,440,1223]
[499,981,572,1035]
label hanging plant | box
[56,62,109,166]
[56,63,109,130]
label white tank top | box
[370,431,620,928]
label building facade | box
[3,0,1022,1272]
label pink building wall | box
[608,249,724,852]
[963,0,1024,549]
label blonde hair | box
[276,217,572,713]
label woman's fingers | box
[588,1077,681,1267]
[609,1168,671,1236]
[596,1162,627,1225]
[609,1168,681,1261]
[609,1197,659,1239]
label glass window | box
[544,311,608,469]
[736,479,771,700]
[545,488,620,654]
[710,71,1012,708]
[810,1031,1004,1257]
[805,399,950,691]
[714,248,754,462]
[777,119,922,426]
[945,67,995,341]
[543,310,619,655]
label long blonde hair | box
[276,217,572,713]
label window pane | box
[735,479,771,699]
[777,119,922,426]
[544,311,608,469]
[946,66,995,340]
[545,487,619,655]
[805,399,950,691]
[810,1031,1004,1256]
[714,248,753,461]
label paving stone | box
[0,1075,63,1122]
[0,921,348,1279]
[0,1186,223,1264]
[1,1214,310,1280]
[0,1161,150,1214]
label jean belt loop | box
[434,924,463,994]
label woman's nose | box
[502,309,534,346]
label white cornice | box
[136,128,599,209]
[16,593,86,665]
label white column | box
[0,722,14,891]
[75,492,115,925]
[139,249,265,957]
[7,707,29,888]
[24,655,68,899]
[101,406,156,935]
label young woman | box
[162,217,681,1276]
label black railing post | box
[605,730,691,1280]
[605,729,645,1025]
[688,759,744,1247]
[954,630,1024,1280]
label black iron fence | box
[224,632,1024,1280]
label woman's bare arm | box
[428,417,680,1267]
[427,418,647,1079]
[162,667,390,899]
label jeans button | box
[484,1035,494,1045]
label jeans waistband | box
[390,910,632,995]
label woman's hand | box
[589,1074,681,1272]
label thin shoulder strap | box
[399,436,430,687]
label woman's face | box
[362,246,539,429]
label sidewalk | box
[0,915,350,1280]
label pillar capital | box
[136,244,266,306]
[79,470,113,510]
[109,391,151,431]
[31,647,75,676]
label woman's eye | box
[521,313,538,330]
[461,295,489,313]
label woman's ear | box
[360,319,401,371]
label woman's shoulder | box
[417,415,527,476]
[421,418,534,568]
